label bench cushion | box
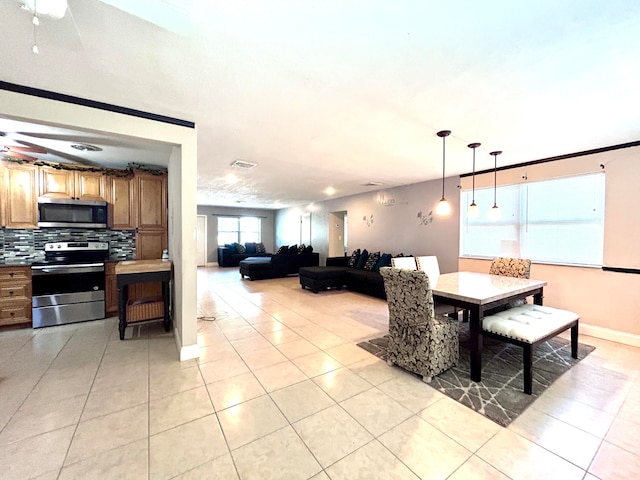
[482,304,579,344]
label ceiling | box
[2,0,639,209]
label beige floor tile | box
[58,438,147,480]
[309,472,331,480]
[379,416,471,479]
[348,356,402,385]
[199,355,250,384]
[230,335,273,354]
[340,387,414,437]
[325,343,375,366]
[150,414,229,480]
[82,378,148,421]
[605,405,640,454]
[172,453,239,479]
[92,362,149,393]
[240,346,288,370]
[276,338,321,359]
[232,426,322,480]
[590,441,640,480]
[217,395,289,449]
[270,379,336,423]
[150,385,214,434]
[293,404,373,468]
[476,429,585,480]
[508,405,601,469]
[223,326,262,342]
[313,367,373,402]
[447,455,511,480]
[65,404,148,465]
[197,341,238,365]
[418,396,501,452]
[206,372,266,410]
[292,351,343,378]
[377,373,445,413]
[0,425,75,480]
[326,439,419,480]
[0,393,86,445]
[149,364,204,400]
[252,361,307,392]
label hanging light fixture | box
[489,150,502,220]
[31,0,39,54]
[435,130,451,215]
[467,142,481,218]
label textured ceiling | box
[2,0,639,208]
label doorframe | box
[196,214,207,266]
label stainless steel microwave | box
[37,197,108,228]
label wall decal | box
[377,193,396,207]
[417,210,434,226]
[362,214,373,227]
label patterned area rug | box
[357,322,595,427]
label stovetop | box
[40,241,110,265]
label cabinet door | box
[75,171,106,201]
[39,167,74,198]
[104,263,118,317]
[2,162,38,228]
[137,173,167,230]
[108,176,137,229]
[132,230,167,300]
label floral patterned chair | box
[487,257,532,314]
[379,267,459,383]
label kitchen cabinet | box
[107,175,137,229]
[136,172,167,230]
[0,266,32,327]
[132,230,167,301]
[105,262,118,317]
[0,161,38,229]
[39,167,106,201]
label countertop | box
[115,259,172,275]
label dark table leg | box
[162,279,171,332]
[469,307,483,382]
[533,289,544,306]
[118,284,128,340]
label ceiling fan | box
[0,132,48,161]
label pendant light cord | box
[493,154,497,206]
[441,135,446,198]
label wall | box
[276,176,461,273]
[196,205,276,263]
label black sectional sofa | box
[239,251,319,280]
[217,242,271,267]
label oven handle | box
[32,264,105,275]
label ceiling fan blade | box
[4,145,48,154]
[1,151,38,162]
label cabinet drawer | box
[0,284,30,300]
[0,268,30,282]
[0,303,31,325]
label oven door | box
[32,264,105,328]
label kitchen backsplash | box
[0,228,136,263]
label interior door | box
[300,212,311,246]
[328,211,346,257]
[196,215,207,266]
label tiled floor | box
[1,266,639,479]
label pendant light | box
[489,150,502,220]
[435,130,451,215]
[467,142,481,218]
[32,0,39,54]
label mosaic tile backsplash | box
[0,228,136,264]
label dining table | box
[430,271,547,382]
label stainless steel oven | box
[32,242,109,328]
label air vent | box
[230,160,257,169]
[71,144,102,152]
[362,181,384,187]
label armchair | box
[379,267,459,383]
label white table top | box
[431,271,547,305]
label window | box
[217,216,261,245]
[460,173,605,266]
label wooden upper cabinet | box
[107,175,137,230]
[1,161,38,229]
[136,172,167,230]
[39,167,106,201]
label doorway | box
[300,212,311,246]
[196,215,207,266]
[328,211,347,257]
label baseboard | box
[173,329,200,361]
[580,322,640,348]
[207,262,218,267]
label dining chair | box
[380,267,459,383]
[487,257,532,313]
[415,255,457,317]
[390,256,417,270]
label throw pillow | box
[288,245,298,254]
[275,245,289,255]
[297,244,306,254]
[255,242,266,253]
[304,245,313,254]
[235,243,246,254]
[347,249,361,268]
[245,242,256,254]
[374,253,392,272]
[356,249,369,269]
[224,243,237,254]
[363,251,380,271]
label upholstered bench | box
[482,304,579,394]
[239,257,274,280]
[299,266,346,293]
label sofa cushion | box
[347,249,360,268]
[245,242,257,254]
[375,253,392,272]
[255,242,267,253]
[288,245,298,254]
[356,249,369,269]
[304,245,313,254]
[224,243,237,254]
[297,244,306,254]
[235,243,246,254]
[363,252,380,271]
[345,268,383,284]
[275,245,289,255]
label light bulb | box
[32,44,39,54]
[32,15,40,26]
[488,205,500,220]
[468,202,480,218]
[436,198,450,215]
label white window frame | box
[217,216,262,245]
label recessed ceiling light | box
[71,143,102,152]
[362,181,384,187]
[230,159,257,169]
[225,173,238,184]
[324,186,336,196]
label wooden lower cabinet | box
[0,266,32,327]
[105,263,118,317]
[131,230,167,301]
